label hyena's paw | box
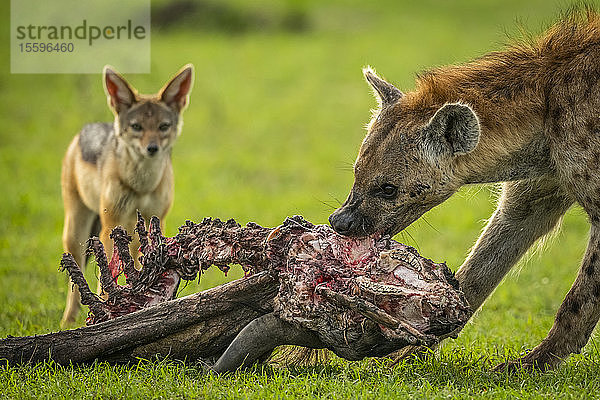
[493,347,562,373]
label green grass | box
[1,0,599,398]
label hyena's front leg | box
[456,178,572,312]
[396,179,571,360]
[497,218,600,371]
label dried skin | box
[64,213,271,324]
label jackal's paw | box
[493,348,561,373]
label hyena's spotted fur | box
[330,9,600,370]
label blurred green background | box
[2,0,600,398]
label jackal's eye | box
[130,123,143,132]
[159,123,171,132]
[380,184,398,200]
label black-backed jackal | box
[61,65,194,327]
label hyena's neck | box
[456,130,554,184]
[414,68,552,184]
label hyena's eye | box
[130,123,143,132]
[380,184,398,200]
[159,123,171,132]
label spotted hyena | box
[329,9,600,370]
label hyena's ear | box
[159,64,194,112]
[103,65,138,114]
[363,66,403,107]
[423,103,480,159]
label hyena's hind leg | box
[60,196,98,328]
[456,178,572,311]
[497,213,600,371]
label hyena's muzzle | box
[329,192,373,237]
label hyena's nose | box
[147,143,159,156]
[329,209,356,236]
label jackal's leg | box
[61,197,98,328]
[456,178,572,311]
[497,215,600,371]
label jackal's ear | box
[159,64,194,112]
[363,67,403,107]
[423,103,480,158]
[103,65,137,114]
